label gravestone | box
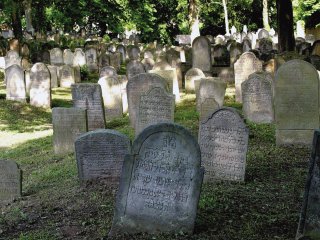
[0,160,22,204]
[234,52,262,103]
[98,52,110,68]
[71,83,106,131]
[50,48,63,66]
[257,29,269,39]
[126,60,145,80]
[192,36,212,75]
[198,107,249,182]
[116,45,126,63]
[47,65,58,88]
[229,43,243,65]
[5,50,21,69]
[30,63,51,108]
[118,75,129,114]
[141,58,155,72]
[63,49,74,66]
[136,87,174,135]
[274,59,319,146]
[75,129,131,186]
[73,48,86,67]
[296,130,320,239]
[41,50,50,64]
[99,66,117,79]
[59,65,75,88]
[242,72,274,123]
[85,48,98,73]
[20,43,30,58]
[109,52,121,71]
[128,46,140,60]
[109,123,204,236]
[98,76,123,120]
[185,68,205,93]
[153,60,172,70]
[127,73,168,127]
[5,64,26,102]
[212,45,229,66]
[52,108,88,154]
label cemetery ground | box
[0,70,311,240]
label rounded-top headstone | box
[185,68,205,92]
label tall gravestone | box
[192,36,212,75]
[85,48,98,73]
[275,60,319,146]
[30,63,51,108]
[234,52,262,103]
[63,49,74,66]
[52,108,88,155]
[71,83,106,131]
[0,160,22,204]
[50,48,63,66]
[75,129,131,186]
[198,107,249,182]
[47,65,58,88]
[5,50,21,69]
[59,65,75,88]
[5,64,26,102]
[127,73,168,127]
[242,72,274,123]
[136,87,174,135]
[109,123,204,236]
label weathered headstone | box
[126,60,145,80]
[128,46,140,60]
[99,66,117,79]
[274,59,319,146]
[109,52,121,71]
[85,48,98,73]
[0,160,22,204]
[30,63,51,108]
[73,48,86,67]
[75,129,131,186]
[116,45,126,63]
[185,68,205,93]
[71,83,106,131]
[242,72,274,123]
[198,107,249,182]
[47,65,58,88]
[50,48,63,66]
[63,49,74,66]
[5,50,21,69]
[59,65,75,88]
[109,123,204,236]
[192,36,212,75]
[52,108,88,154]
[141,58,155,72]
[5,64,26,102]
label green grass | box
[0,74,311,240]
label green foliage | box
[294,0,320,28]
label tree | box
[263,0,270,30]
[222,0,229,35]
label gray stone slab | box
[126,60,145,80]
[5,64,26,102]
[85,48,98,73]
[73,48,86,67]
[63,49,74,66]
[5,50,21,69]
[47,65,58,88]
[50,48,63,66]
[99,66,117,79]
[109,123,204,236]
[185,68,205,93]
[59,65,75,88]
[192,36,212,74]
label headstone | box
[109,123,204,236]
[229,43,243,65]
[5,50,21,69]
[98,76,123,120]
[198,107,249,182]
[257,29,269,39]
[50,48,63,66]
[274,60,319,146]
[42,50,50,64]
[118,75,129,114]
[128,46,140,60]
[75,129,131,186]
[5,64,26,102]
[71,83,106,131]
[192,36,212,75]
[296,20,305,38]
[116,45,126,63]
[234,52,262,102]
[73,48,86,67]
[126,60,145,80]
[85,48,98,73]
[63,49,74,66]
[109,52,121,71]
[59,65,75,88]
[47,65,58,88]
[212,45,229,66]
[141,58,155,72]
[52,108,88,154]
[241,72,274,123]
[127,73,168,127]
[0,160,22,204]
[20,43,30,58]
[185,68,205,93]
[30,63,51,108]
[136,87,174,135]
[99,66,117,79]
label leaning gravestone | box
[136,87,174,135]
[127,73,168,127]
[275,60,319,146]
[75,129,131,186]
[242,72,274,123]
[50,48,63,66]
[5,64,26,102]
[71,83,106,131]
[29,63,51,108]
[296,130,320,239]
[0,160,22,204]
[198,107,249,182]
[192,36,212,75]
[59,65,75,88]
[109,123,204,236]
[234,52,262,103]
[52,108,88,155]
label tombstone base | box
[276,130,314,146]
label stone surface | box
[126,60,145,80]
[59,65,75,88]
[85,48,98,73]
[50,48,63,66]
[136,87,174,135]
[198,107,249,182]
[127,45,141,60]
[242,72,274,123]
[274,59,319,146]
[234,52,262,103]
[75,129,131,185]
[71,83,106,131]
[0,160,22,204]
[63,49,74,66]
[185,68,205,93]
[5,50,21,69]
[47,65,58,88]
[99,66,117,79]
[73,48,86,67]
[30,63,51,108]
[110,123,204,236]
[192,36,212,74]
[52,108,88,154]
[5,64,26,102]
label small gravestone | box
[296,130,320,239]
[185,68,205,93]
[229,43,243,65]
[0,160,22,204]
[98,76,123,120]
[127,73,168,127]
[198,107,249,182]
[141,58,155,72]
[109,123,204,236]
[192,36,212,75]
[47,65,58,88]
[52,108,88,154]
[275,60,319,146]
[212,45,229,66]
[75,129,131,186]
[71,83,106,131]
[200,98,220,121]
[116,45,126,63]
[85,48,98,73]
[136,87,174,135]
[99,66,117,79]
[118,75,129,114]
[128,46,140,60]
[257,29,269,39]
[242,72,274,123]
[30,63,51,108]
[109,52,121,71]
[234,52,262,103]
[73,48,86,67]
[42,50,50,64]
[126,60,145,80]
[74,66,81,83]
[50,48,63,66]
[153,60,172,70]
[63,49,74,66]
[5,50,21,69]
[5,64,26,102]
[59,65,75,88]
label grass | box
[0,73,311,240]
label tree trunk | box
[222,0,229,35]
[188,0,198,32]
[23,0,34,35]
[263,0,270,30]
[276,0,295,52]
[11,1,23,40]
